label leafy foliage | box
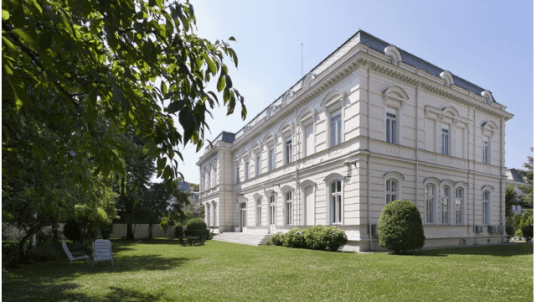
[63,219,82,243]
[269,226,347,251]
[505,183,518,219]
[185,218,207,231]
[521,225,533,243]
[378,200,425,254]
[518,148,533,209]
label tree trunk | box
[148,222,153,240]
[126,215,134,240]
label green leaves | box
[2,9,9,20]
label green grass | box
[2,239,533,301]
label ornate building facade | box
[197,30,513,251]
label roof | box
[212,30,498,145]
[176,181,191,193]
[506,169,527,183]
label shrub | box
[378,200,425,254]
[282,228,306,248]
[2,240,19,268]
[63,219,82,243]
[515,229,524,239]
[185,218,207,231]
[304,225,347,251]
[522,225,533,242]
[184,229,211,239]
[270,232,285,246]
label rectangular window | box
[426,184,435,224]
[269,196,276,225]
[442,187,450,224]
[269,147,275,171]
[244,162,249,180]
[386,110,397,144]
[483,191,490,225]
[256,155,261,176]
[236,165,239,184]
[285,191,292,225]
[304,123,314,157]
[441,126,449,155]
[285,139,292,164]
[483,138,489,164]
[455,188,463,225]
[331,110,342,147]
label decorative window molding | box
[440,185,451,225]
[481,122,496,164]
[482,190,491,225]
[321,89,346,109]
[322,90,346,148]
[424,177,440,225]
[384,45,403,65]
[383,171,404,204]
[481,90,493,104]
[324,173,344,225]
[454,185,466,225]
[282,90,295,106]
[266,192,277,225]
[233,155,241,184]
[424,105,469,157]
[278,121,295,136]
[281,186,294,225]
[302,72,317,90]
[298,108,317,158]
[263,132,277,146]
[383,86,408,146]
[440,70,454,87]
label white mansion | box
[197,30,513,252]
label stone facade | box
[197,30,513,252]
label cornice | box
[363,53,513,121]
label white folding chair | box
[62,241,90,266]
[92,239,113,267]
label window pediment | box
[383,86,408,108]
[263,132,277,146]
[321,89,346,109]
[481,121,497,137]
[278,121,295,136]
[298,107,317,124]
[251,141,263,154]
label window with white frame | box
[244,160,249,180]
[285,139,292,164]
[441,125,449,155]
[483,190,490,225]
[331,110,342,147]
[256,198,262,226]
[206,204,211,226]
[385,179,398,204]
[426,184,435,224]
[483,137,490,164]
[235,165,240,184]
[386,108,397,144]
[285,191,292,225]
[256,154,261,176]
[269,195,276,225]
[455,187,464,225]
[330,180,342,224]
[441,186,450,224]
[213,203,217,226]
[268,146,275,171]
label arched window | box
[483,191,490,225]
[285,191,292,225]
[385,179,398,204]
[269,195,276,225]
[455,187,464,225]
[441,186,450,224]
[256,198,262,226]
[426,184,435,224]
[331,180,342,224]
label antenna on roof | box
[301,43,304,77]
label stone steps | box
[212,232,272,246]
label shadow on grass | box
[2,282,166,302]
[90,254,192,273]
[392,244,533,257]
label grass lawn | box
[2,239,533,302]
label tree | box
[142,182,182,239]
[378,200,425,254]
[2,0,246,220]
[505,183,518,219]
[518,148,533,209]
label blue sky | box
[161,0,533,185]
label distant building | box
[505,168,531,216]
[197,30,513,251]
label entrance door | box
[305,186,314,226]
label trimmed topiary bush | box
[505,225,515,239]
[175,225,185,238]
[378,200,425,254]
[185,218,207,231]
